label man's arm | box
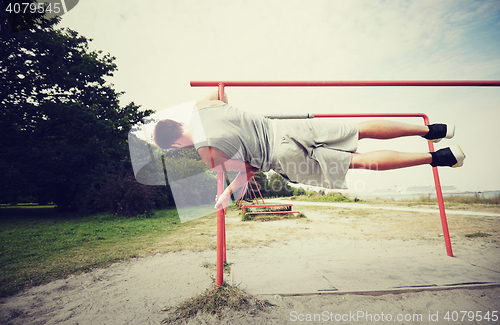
[197,146,258,211]
[215,169,257,211]
[197,147,253,173]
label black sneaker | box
[430,145,465,168]
[424,123,455,143]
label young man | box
[154,92,465,212]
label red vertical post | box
[219,85,227,265]
[423,116,454,257]
[216,171,224,286]
[216,83,226,287]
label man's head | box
[153,119,192,150]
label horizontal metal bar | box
[191,80,500,87]
[264,113,429,120]
[313,113,428,119]
[265,113,314,119]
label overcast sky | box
[58,0,500,193]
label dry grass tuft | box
[161,282,274,323]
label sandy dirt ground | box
[1,202,499,324]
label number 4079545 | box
[443,311,498,322]
[5,2,62,14]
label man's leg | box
[350,145,465,171]
[351,120,463,170]
[350,151,432,170]
[357,120,429,140]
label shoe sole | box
[429,124,455,143]
[450,144,465,168]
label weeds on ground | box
[465,232,491,238]
[161,282,275,323]
[201,261,233,274]
[445,194,500,205]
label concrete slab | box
[228,238,500,295]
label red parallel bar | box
[201,81,460,266]
[191,80,500,87]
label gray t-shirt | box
[191,104,278,172]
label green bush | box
[293,187,306,196]
[291,192,360,203]
[306,190,316,197]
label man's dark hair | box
[153,119,183,149]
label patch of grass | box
[465,232,491,238]
[0,206,194,297]
[293,192,360,203]
[161,282,274,323]
[364,194,500,211]
[405,194,500,206]
[447,194,500,205]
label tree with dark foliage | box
[0,7,153,210]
